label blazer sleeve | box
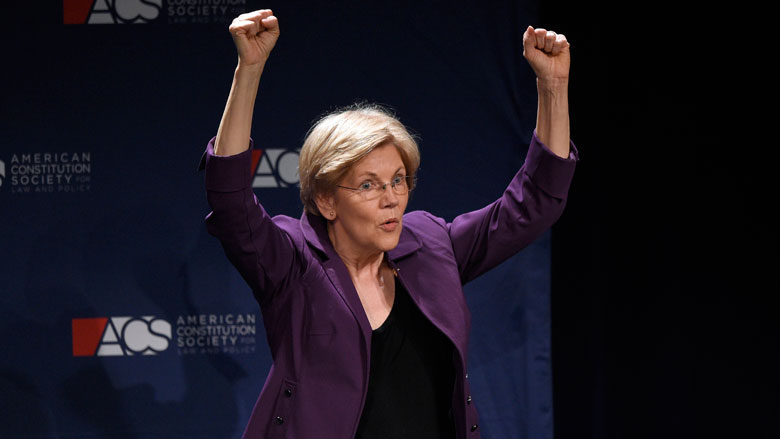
[200,137,303,306]
[448,130,578,284]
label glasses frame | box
[336,175,416,199]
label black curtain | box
[547,2,777,438]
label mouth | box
[379,217,400,232]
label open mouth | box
[380,218,399,231]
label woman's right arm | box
[214,9,279,156]
[204,10,298,307]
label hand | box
[522,26,570,84]
[229,10,280,67]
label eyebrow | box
[354,167,405,180]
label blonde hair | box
[299,103,421,216]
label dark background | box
[1,1,776,438]
[546,1,777,438]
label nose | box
[379,183,399,208]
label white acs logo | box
[72,316,172,356]
[251,148,300,188]
[0,160,5,188]
[86,0,162,24]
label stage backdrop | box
[1,1,553,438]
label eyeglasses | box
[336,175,415,200]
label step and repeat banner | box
[1,1,552,438]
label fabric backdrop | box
[0,1,554,438]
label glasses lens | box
[395,176,414,194]
[356,177,414,199]
[394,177,406,194]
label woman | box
[202,9,577,439]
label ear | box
[315,193,337,220]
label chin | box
[377,232,402,252]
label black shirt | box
[354,278,456,439]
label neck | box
[327,221,385,281]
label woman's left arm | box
[524,26,571,159]
[444,26,576,283]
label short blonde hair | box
[299,103,421,216]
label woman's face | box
[323,142,409,259]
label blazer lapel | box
[387,224,423,261]
[300,212,373,340]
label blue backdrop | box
[1,1,553,437]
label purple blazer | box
[202,132,577,439]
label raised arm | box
[523,26,570,159]
[214,9,279,156]
[204,10,298,308]
[447,26,576,283]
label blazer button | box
[467,395,472,404]
[285,388,293,397]
[471,424,479,432]
[274,416,284,425]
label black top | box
[354,278,456,439]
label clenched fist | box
[229,9,280,67]
[523,26,570,83]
